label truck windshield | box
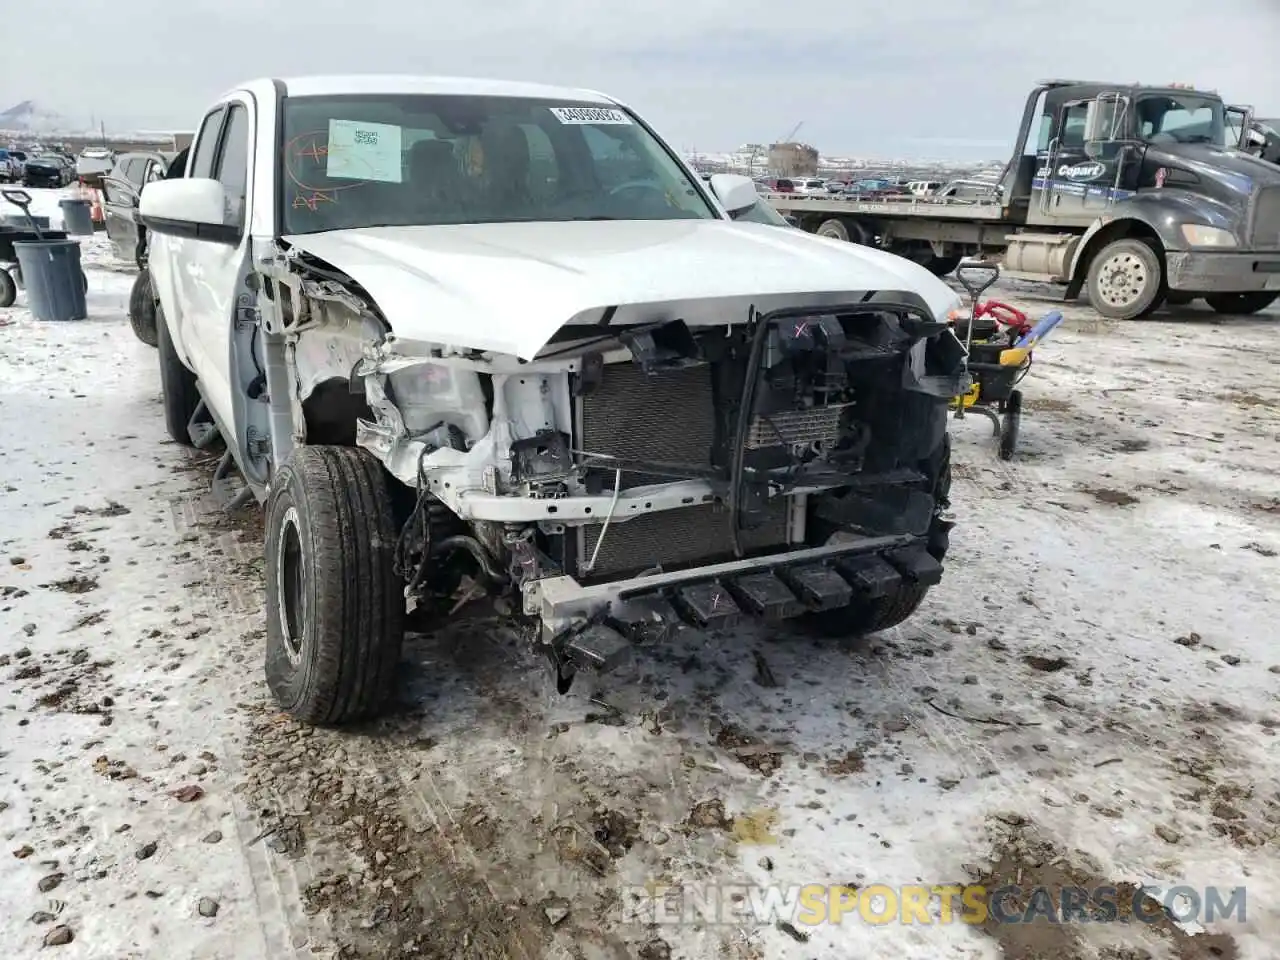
[1136,95,1227,146]
[279,93,717,234]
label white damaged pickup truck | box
[140,75,968,725]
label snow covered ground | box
[2,185,1279,959]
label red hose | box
[975,300,1032,336]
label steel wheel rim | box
[276,506,306,665]
[1097,251,1149,308]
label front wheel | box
[264,446,406,725]
[0,268,15,308]
[803,582,932,638]
[1086,237,1165,319]
[1203,292,1279,315]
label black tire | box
[264,445,406,725]
[156,303,200,445]
[999,389,1022,461]
[0,268,15,308]
[127,270,158,346]
[1203,292,1279,315]
[803,434,949,638]
[804,582,932,638]
[926,256,961,278]
[816,218,851,242]
[1086,237,1165,319]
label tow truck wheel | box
[926,256,961,278]
[816,218,851,242]
[1086,237,1165,320]
[1203,292,1279,315]
[264,445,405,726]
[155,304,201,445]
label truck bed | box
[765,193,1011,222]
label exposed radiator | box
[580,502,789,579]
[576,361,789,579]
[746,403,851,451]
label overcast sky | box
[4,0,1278,160]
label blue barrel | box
[13,240,87,321]
[58,199,94,236]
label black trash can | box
[58,199,94,236]
[13,239,87,321]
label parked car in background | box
[102,150,175,265]
[793,177,827,194]
[22,154,73,187]
[758,177,795,193]
[76,146,115,180]
[0,149,17,182]
[121,147,188,348]
[905,180,943,196]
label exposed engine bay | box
[256,247,968,685]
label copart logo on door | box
[1058,161,1106,182]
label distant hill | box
[0,100,81,134]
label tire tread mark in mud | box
[168,487,323,958]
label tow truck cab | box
[998,80,1280,317]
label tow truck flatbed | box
[766,193,1010,221]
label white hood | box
[283,219,961,360]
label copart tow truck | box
[769,80,1280,319]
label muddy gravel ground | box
[2,207,1279,959]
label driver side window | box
[1060,104,1089,148]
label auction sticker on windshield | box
[327,119,403,183]
[549,106,631,125]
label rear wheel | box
[926,256,961,278]
[264,445,406,725]
[128,269,158,346]
[1203,291,1279,315]
[0,268,15,308]
[156,303,200,444]
[816,218,851,242]
[1086,237,1165,319]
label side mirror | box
[140,178,238,244]
[1083,93,1128,143]
[709,173,759,214]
